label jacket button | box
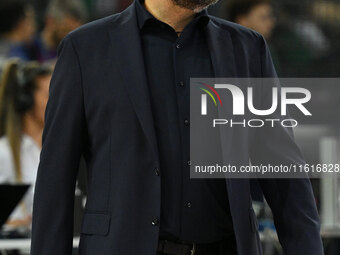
[151,217,159,226]
[155,167,160,176]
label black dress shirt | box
[135,0,234,243]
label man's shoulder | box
[61,10,266,53]
[208,15,263,42]
[65,13,121,42]
[66,11,263,41]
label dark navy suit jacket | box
[30,1,323,255]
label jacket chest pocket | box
[80,211,111,236]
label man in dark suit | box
[30,0,323,254]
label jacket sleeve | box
[250,35,324,255]
[30,34,86,255]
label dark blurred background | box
[1,0,340,76]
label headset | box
[14,62,40,113]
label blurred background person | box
[226,0,282,73]
[93,0,132,19]
[82,0,135,20]
[226,0,331,77]
[268,1,330,77]
[30,0,88,64]
[227,0,276,40]
[0,1,36,71]
[0,60,52,233]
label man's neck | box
[144,0,197,32]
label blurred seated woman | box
[0,60,52,233]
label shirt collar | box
[135,0,210,30]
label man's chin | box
[172,0,218,12]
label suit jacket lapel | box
[205,20,237,78]
[108,3,159,161]
[204,20,238,194]
[204,20,237,151]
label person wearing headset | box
[0,60,52,231]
